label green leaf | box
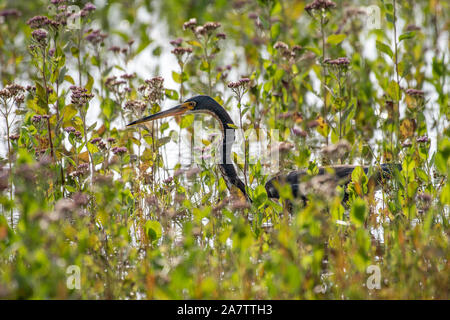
[200,59,210,72]
[387,80,401,101]
[87,121,97,132]
[101,98,114,119]
[152,46,162,56]
[350,198,367,227]
[165,89,179,101]
[415,168,429,182]
[327,34,347,45]
[70,46,79,58]
[156,136,171,148]
[399,31,416,42]
[172,71,181,84]
[144,220,162,243]
[270,23,281,40]
[304,46,321,56]
[91,55,100,67]
[180,114,194,128]
[187,40,202,47]
[65,185,76,193]
[64,75,75,85]
[376,40,393,59]
[253,185,268,208]
[87,142,99,155]
[441,183,450,205]
[62,104,78,123]
[85,73,94,92]
[136,25,152,55]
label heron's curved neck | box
[199,100,249,201]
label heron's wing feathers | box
[265,164,400,199]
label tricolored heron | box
[127,95,399,203]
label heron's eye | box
[189,101,196,108]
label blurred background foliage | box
[0,0,449,299]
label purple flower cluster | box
[163,177,173,184]
[405,88,425,98]
[183,18,223,38]
[98,140,106,150]
[121,73,136,80]
[64,126,76,133]
[91,137,106,150]
[9,134,20,141]
[170,38,183,46]
[27,13,66,29]
[292,127,308,138]
[139,77,165,104]
[112,146,127,155]
[27,15,51,28]
[186,167,201,179]
[107,137,116,144]
[90,137,102,144]
[324,57,350,66]
[105,76,127,91]
[274,41,289,51]
[227,78,250,89]
[108,46,122,54]
[85,29,107,45]
[401,140,412,148]
[171,46,193,56]
[71,163,89,178]
[416,135,429,143]
[32,115,42,123]
[70,86,94,107]
[274,42,303,60]
[0,84,25,100]
[0,9,21,19]
[125,100,147,114]
[169,37,193,60]
[305,0,337,12]
[79,2,96,17]
[31,29,48,43]
[216,33,226,40]
[78,163,89,171]
[324,57,350,72]
[83,3,96,12]
[183,18,197,31]
[72,192,89,206]
[406,24,421,32]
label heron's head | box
[127,95,219,127]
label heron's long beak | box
[127,103,191,127]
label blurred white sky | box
[1,0,448,172]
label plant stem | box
[40,46,56,164]
[393,0,400,162]
[81,108,94,186]
[320,15,328,146]
[4,112,13,227]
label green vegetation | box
[0,0,448,299]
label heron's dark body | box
[265,164,400,200]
